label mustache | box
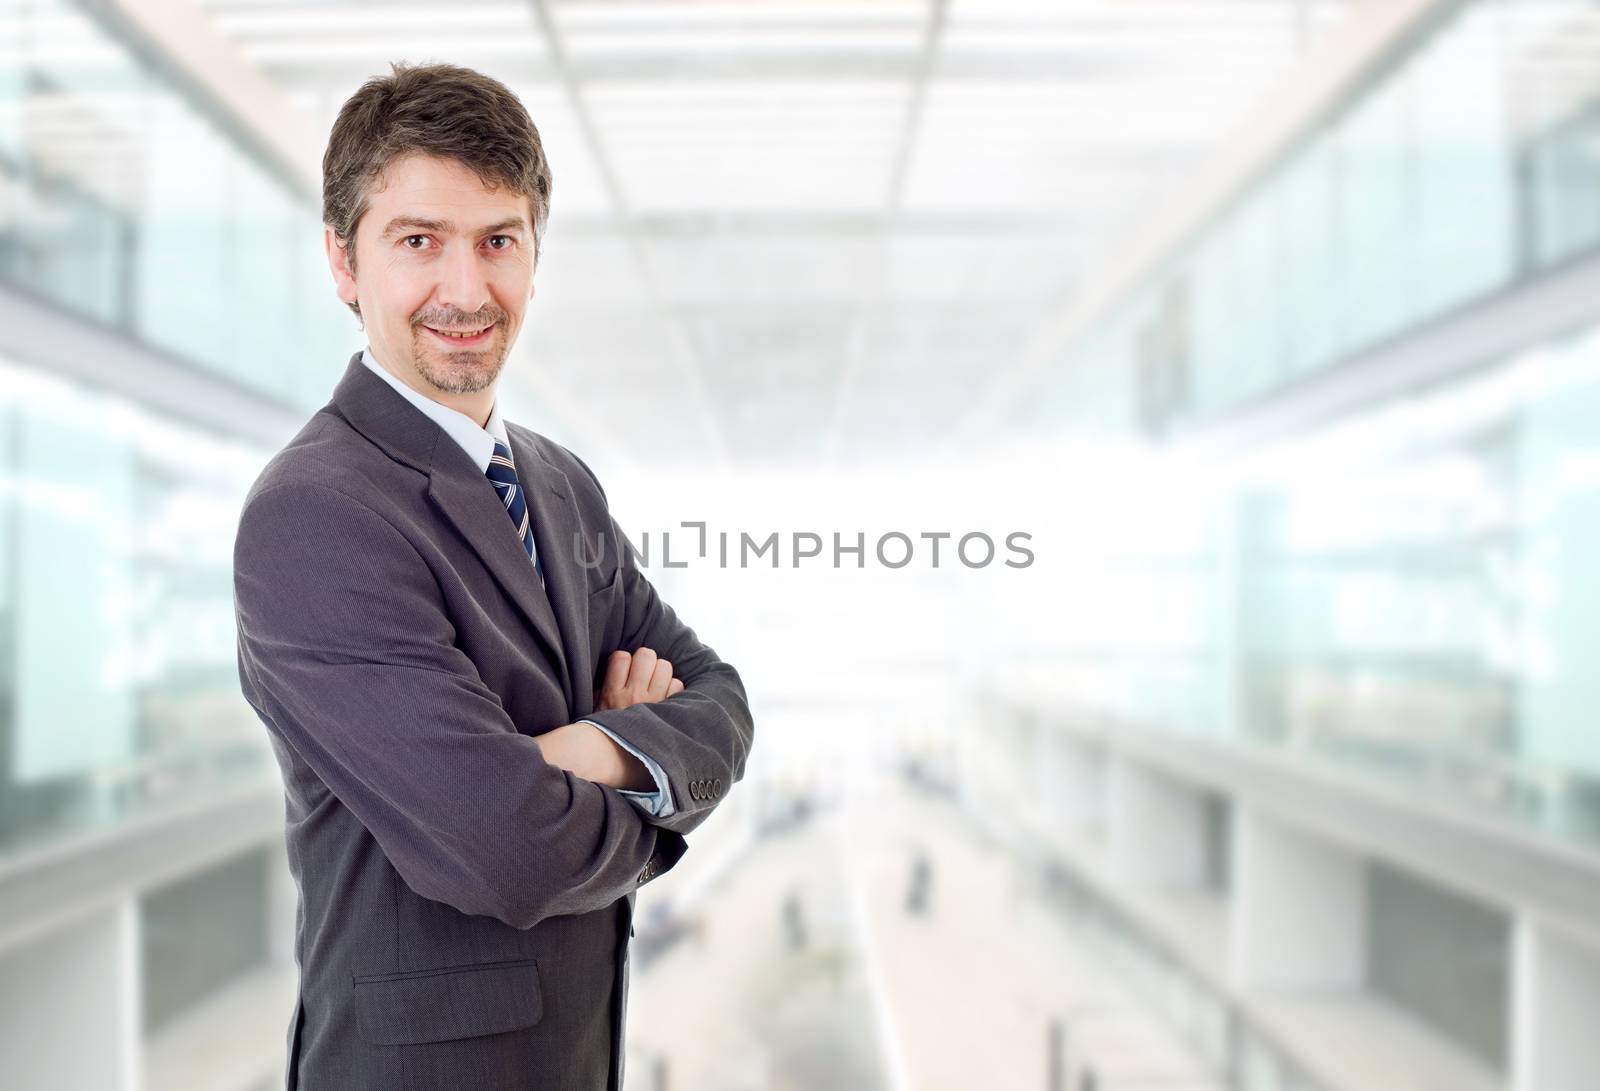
[413,311,506,328]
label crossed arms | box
[537,648,686,794]
[232,475,753,931]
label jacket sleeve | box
[582,719,677,817]
[566,452,755,837]
[232,478,666,929]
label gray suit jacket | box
[232,351,754,1090]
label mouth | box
[423,322,496,348]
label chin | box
[415,341,507,393]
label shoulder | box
[241,408,420,523]
[232,468,428,614]
[236,411,411,551]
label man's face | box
[326,152,536,403]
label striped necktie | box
[486,438,543,585]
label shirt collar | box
[360,346,507,473]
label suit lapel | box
[426,450,572,710]
[329,351,580,713]
[507,423,593,717]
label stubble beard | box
[411,324,509,395]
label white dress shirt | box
[360,346,675,817]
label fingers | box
[647,656,673,702]
[597,647,682,710]
[594,650,631,711]
[626,646,658,699]
[631,646,672,703]
[603,650,631,693]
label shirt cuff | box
[580,719,677,818]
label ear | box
[325,224,358,308]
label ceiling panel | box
[192,0,1354,468]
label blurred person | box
[231,61,753,1091]
[782,886,808,950]
[905,848,933,917]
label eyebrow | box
[379,216,529,239]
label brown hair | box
[322,61,554,317]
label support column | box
[1107,757,1207,888]
[1229,805,1366,989]
[0,900,141,1090]
[1512,919,1600,1091]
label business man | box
[232,62,754,1091]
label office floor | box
[626,774,1218,1091]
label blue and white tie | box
[486,438,543,584]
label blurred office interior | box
[2,0,1600,1088]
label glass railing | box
[1034,856,1336,1091]
[0,0,349,413]
[998,0,1600,854]
[1019,0,1600,437]
[1001,318,1600,852]
[0,357,275,863]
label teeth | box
[432,326,487,339]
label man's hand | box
[532,648,684,790]
[595,646,685,711]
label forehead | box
[362,153,530,231]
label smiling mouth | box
[423,323,495,345]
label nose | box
[434,240,491,316]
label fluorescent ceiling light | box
[562,29,922,54]
[241,36,550,61]
[553,2,923,29]
[211,4,534,35]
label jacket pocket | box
[586,569,625,687]
[352,958,543,1045]
[587,564,623,599]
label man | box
[232,62,753,1091]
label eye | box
[485,235,514,251]
[402,234,430,250]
